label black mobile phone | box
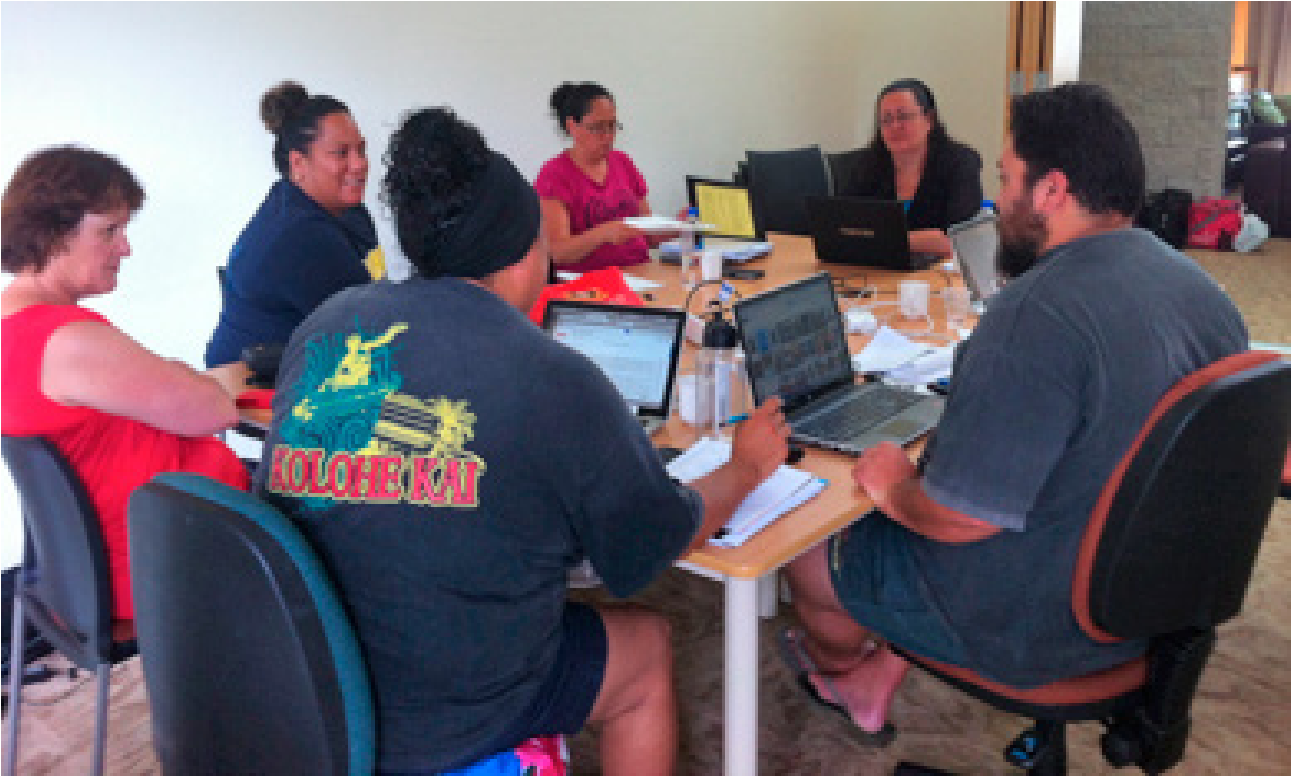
[724,268,765,281]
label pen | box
[726,413,749,425]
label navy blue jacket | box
[205,179,378,367]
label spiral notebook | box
[666,438,826,548]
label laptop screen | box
[805,196,914,270]
[543,302,685,417]
[687,177,760,240]
[734,273,854,413]
[948,213,1002,303]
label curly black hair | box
[381,107,490,273]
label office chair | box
[128,474,564,775]
[894,351,1291,775]
[744,145,830,235]
[2,436,138,776]
[827,149,865,196]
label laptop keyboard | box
[796,387,924,440]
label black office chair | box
[744,145,830,235]
[827,148,865,196]
[128,474,565,775]
[2,436,138,776]
[894,351,1291,775]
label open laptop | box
[948,211,1003,310]
[805,196,935,271]
[542,301,686,435]
[733,272,943,453]
[686,176,763,241]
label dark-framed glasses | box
[879,110,923,127]
[582,120,623,135]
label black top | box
[833,137,983,231]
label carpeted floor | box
[6,240,1291,775]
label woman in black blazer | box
[834,79,984,262]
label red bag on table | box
[528,267,644,324]
[1186,198,1243,250]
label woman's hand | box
[597,219,646,245]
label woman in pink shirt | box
[535,82,667,273]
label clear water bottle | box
[681,206,702,289]
[698,300,744,439]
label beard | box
[996,198,1047,280]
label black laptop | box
[542,301,686,435]
[806,196,934,271]
[733,272,943,453]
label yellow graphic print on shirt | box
[268,322,486,510]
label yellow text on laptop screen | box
[696,184,757,239]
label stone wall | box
[1080,2,1233,196]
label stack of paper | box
[666,438,826,548]
[851,326,955,385]
[658,240,773,264]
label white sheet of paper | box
[851,326,929,374]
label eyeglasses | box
[879,110,924,127]
[581,120,623,136]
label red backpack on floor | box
[1186,198,1243,250]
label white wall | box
[0,1,1008,566]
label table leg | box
[757,571,778,619]
[724,575,760,776]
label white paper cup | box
[700,250,724,282]
[899,279,931,319]
[676,374,712,426]
[942,286,972,329]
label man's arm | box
[853,441,1000,544]
[684,397,790,551]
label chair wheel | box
[1101,728,1144,767]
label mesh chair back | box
[744,146,830,235]
[128,474,375,775]
[1,436,114,666]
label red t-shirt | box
[2,305,249,619]
[534,149,650,273]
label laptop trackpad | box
[873,416,925,441]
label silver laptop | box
[948,211,1002,311]
[543,301,686,435]
[734,272,943,453]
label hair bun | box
[260,81,311,135]
[549,82,577,115]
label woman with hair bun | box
[205,81,382,367]
[536,82,663,272]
